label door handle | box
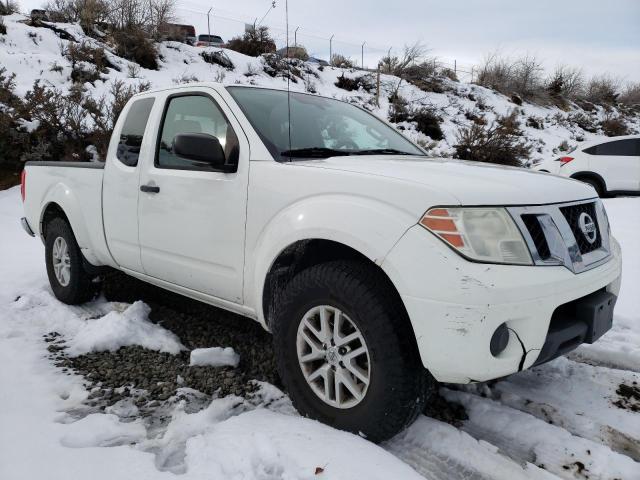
[140,184,160,193]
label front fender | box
[245,193,418,326]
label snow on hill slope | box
[1,13,638,164]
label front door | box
[137,90,249,304]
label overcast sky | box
[20,0,640,81]
[177,0,640,82]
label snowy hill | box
[1,13,638,168]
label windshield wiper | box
[280,147,350,159]
[350,148,420,156]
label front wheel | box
[45,217,96,305]
[272,260,436,442]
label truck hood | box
[291,156,596,205]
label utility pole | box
[329,34,334,66]
[361,41,366,70]
[207,7,212,39]
[294,26,299,47]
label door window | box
[156,94,239,170]
[116,97,155,167]
[584,139,640,156]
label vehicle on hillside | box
[159,23,197,45]
[533,135,640,196]
[196,34,224,47]
[20,84,621,442]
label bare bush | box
[477,52,544,100]
[0,17,6,35]
[45,0,109,27]
[583,75,621,104]
[148,0,176,40]
[201,50,234,70]
[330,53,355,68]
[600,114,629,137]
[83,79,150,158]
[226,26,276,57]
[112,28,158,69]
[454,111,530,166]
[0,1,19,15]
[388,95,444,140]
[619,82,640,107]
[335,73,374,92]
[546,65,584,101]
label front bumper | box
[382,225,622,384]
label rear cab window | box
[116,97,155,167]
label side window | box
[157,95,239,170]
[116,98,155,167]
[585,139,638,157]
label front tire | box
[45,218,96,305]
[272,260,436,442]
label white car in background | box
[533,135,640,196]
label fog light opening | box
[490,323,510,357]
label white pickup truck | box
[21,83,621,441]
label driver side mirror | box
[172,133,237,172]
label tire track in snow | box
[444,389,640,480]
[456,357,640,462]
[385,416,559,480]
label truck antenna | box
[285,0,292,162]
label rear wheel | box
[45,218,96,305]
[272,260,436,442]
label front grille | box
[521,214,551,260]
[560,202,602,254]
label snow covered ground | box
[0,185,639,479]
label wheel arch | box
[570,171,607,193]
[261,238,421,358]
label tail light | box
[20,170,26,202]
[557,156,574,166]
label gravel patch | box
[46,271,279,414]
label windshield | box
[227,87,424,160]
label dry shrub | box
[0,0,19,15]
[0,17,6,35]
[477,52,544,100]
[600,115,629,137]
[226,26,276,57]
[546,65,584,102]
[619,83,640,107]
[112,28,158,70]
[568,112,598,133]
[335,74,374,92]
[388,95,444,140]
[584,75,620,105]
[261,54,301,83]
[200,50,234,70]
[454,111,530,166]
[330,54,355,68]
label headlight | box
[419,207,533,265]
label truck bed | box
[22,161,112,267]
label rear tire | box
[45,218,96,305]
[272,260,436,442]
